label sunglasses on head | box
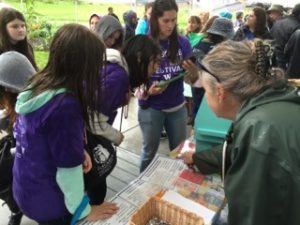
[199,62,221,83]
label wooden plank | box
[105,188,117,200]
[106,175,127,193]
[105,148,140,199]
[114,158,139,177]
[117,147,140,166]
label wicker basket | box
[288,79,300,87]
[129,196,204,225]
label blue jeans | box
[138,106,187,172]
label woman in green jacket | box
[182,39,300,225]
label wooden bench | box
[106,146,140,199]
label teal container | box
[194,97,231,152]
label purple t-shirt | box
[13,94,84,222]
[139,35,192,110]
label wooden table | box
[106,147,140,199]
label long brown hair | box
[27,24,106,129]
[0,8,37,70]
[253,7,268,37]
[150,0,179,63]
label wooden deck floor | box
[106,146,140,199]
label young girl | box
[0,7,37,70]
[89,13,101,31]
[138,0,198,172]
[122,35,161,90]
[0,51,36,225]
[94,15,128,146]
[82,15,128,207]
[0,7,37,225]
[12,23,118,225]
[135,2,154,35]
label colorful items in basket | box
[146,217,170,225]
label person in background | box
[86,16,128,205]
[0,52,36,225]
[234,11,244,30]
[284,29,300,78]
[93,15,128,145]
[193,18,234,65]
[190,15,219,119]
[135,2,154,35]
[107,6,119,21]
[89,13,101,32]
[199,11,210,28]
[267,4,284,28]
[182,39,300,225]
[0,7,37,70]
[271,3,300,71]
[192,18,234,120]
[12,23,119,225]
[123,10,138,41]
[185,15,202,125]
[186,15,202,47]
[234,7,272,41]
[138,0,198,172]
[198,15,219,42]
[219,10,233,20]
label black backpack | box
[0,134,19,213]
[84,130,117,190]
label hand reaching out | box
[148,82,168,96]
[182,59,199,84]
[85,202,119,221]
[180,151,195,165]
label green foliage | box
[17,0,55,51]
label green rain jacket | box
[193,83,300,225]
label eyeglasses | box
[199,62,221,83]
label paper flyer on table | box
[117,179,162,206]
[139,155,187,187]
[162,190,215,225]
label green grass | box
[6,0,189,27]
[35,50,49,70]
[5,0,190,68]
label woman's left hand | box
[182,59,199,84]
[83,150,92,173]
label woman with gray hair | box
[181,39,300,225]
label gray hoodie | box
[95,15,123,41]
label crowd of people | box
[0,0,300,225]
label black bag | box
[0,134,20,213]
[84,130,117,190]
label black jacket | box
[284,29,300,78]
[271,16,300,69]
